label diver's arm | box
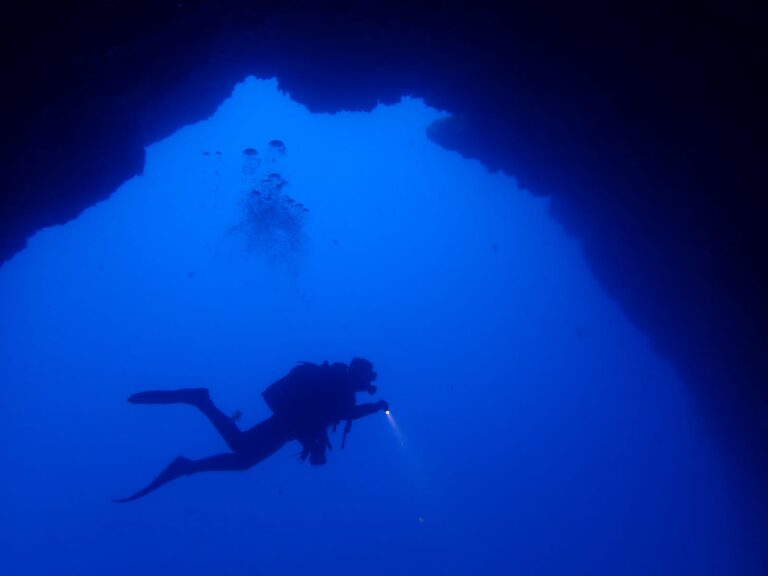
[348,400,388,421]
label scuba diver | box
[114,357,388,503]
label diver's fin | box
[127,388,209,405]
[113,456,191,503]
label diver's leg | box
[113,455,194,503]
[127,388,244,452]
[237,416,292,459]
[191,420,290,471]
[114,417,291,503]
[113,453,254,503]
[191,395,245,452]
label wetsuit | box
[114,373,386,502]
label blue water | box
[0,77,753,574]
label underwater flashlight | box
[385,409,391,415]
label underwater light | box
[385,409,405,446]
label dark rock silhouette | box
[2,0,766,550]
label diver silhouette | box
[114,358,387,502]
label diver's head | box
[349,357,377,393]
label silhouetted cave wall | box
[2,0,766,534]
